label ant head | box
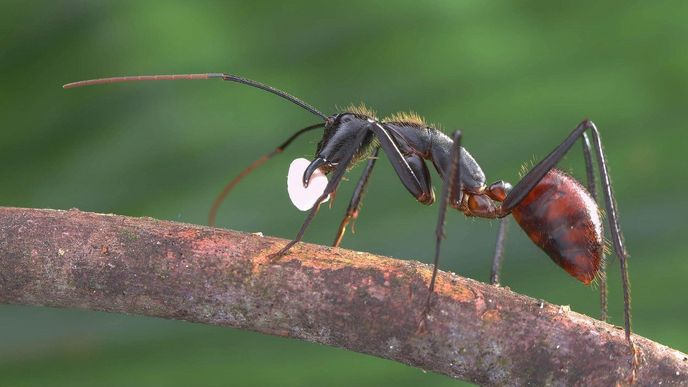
[303,110,376,186]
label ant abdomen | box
[511,169,603,284]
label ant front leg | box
[333,122,438,248]
[278,121,434,258]
[333,147,380,247]
[271,127,372,260]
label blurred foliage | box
[1,1,687,386]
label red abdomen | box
[511,169,603,284]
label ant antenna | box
[208,122,324,226]
[63,73,328,120]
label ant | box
[64,72,637,377]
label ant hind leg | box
[581,132,608,322]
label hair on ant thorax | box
[383,111,427,127]
[343,103,377,120]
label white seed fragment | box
[287,158,330,211]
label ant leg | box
[209,123,324,226]
[581,132,597,196]
[334,125,438,247]
[501,121,591,210]
[587,124,631,340]
[331,121,437,249]
[588,123,637,380]
[419,130,462,331]
[334,121,438,250]
[582,133,608,322]
[272,127,372,259]
[333,147,380,247]
[490,218,508,285]
[369,123,429,201]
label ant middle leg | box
[417,130,463,332]
[490,218,509,285]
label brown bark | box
[0,207,686,386]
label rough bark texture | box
[0,207,686,386]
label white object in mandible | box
[287,158,330,211]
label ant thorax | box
[382,113,487,194]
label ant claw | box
[416,318,428,335]
[269,251,287,263]
[269,249,286,263]
[270,241,298,262]
[416,295,435,335]
[416,308,434,335]
[628,339,640,384]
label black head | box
[303,107,377,186]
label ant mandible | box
[63,72,635,369]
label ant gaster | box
[64,72,637,378]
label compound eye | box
[340,113,354,123]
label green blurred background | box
[1,1,687,386]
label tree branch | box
[0,207,686,385]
